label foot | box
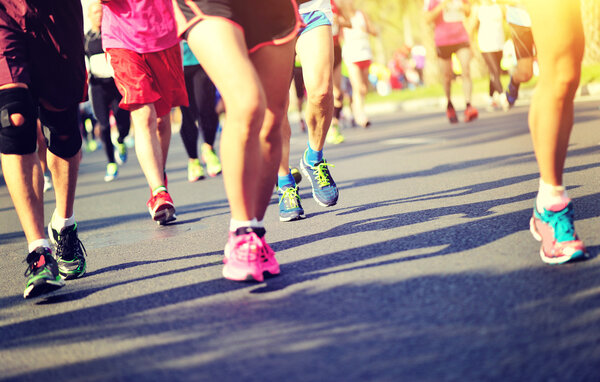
[530,201,587,264]
[326,124,345,145]
[23,247,65,299]
[464,105,479,122]
[43,174,53,193]
[104,162,118,182]
[278,184,305,222]
[446,105,458,123]
[201,145,222,177]
[223,228,277,282]
[48,223,87,280]
[115,142,128,165]
[299,151,339,207]
[506,82,518,108]
[187,159,205,182]
[147,191,177,225]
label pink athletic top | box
[101,0,180,53]
[425,0,470,47]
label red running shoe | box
[447,106,458,123]
[147,191,176,225]
[464,105,479,122]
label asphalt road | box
[1,100,600,381]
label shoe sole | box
[151,204,177,225]
[279,213,305,222]
[60,265,87,280]
[529,217,585,265]
[222,265,264,282]
[299,160,338,207]
[24,279,65,299]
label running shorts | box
[353,60,371,70]
[299,10,331,36]
[436,42,470,59]
[107,44,188,117]
[509,23,535,59]
[0,1,87,109]
[173,0,302,53]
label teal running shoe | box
[530,201,587,264]
[278,184,305,222]
[299,151,338,207]
[48,223,87,279]
[115,142,127,165]
[23,247,65,299]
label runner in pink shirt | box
[101,0,188,225]
[425,0,478,123]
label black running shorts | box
[173,0,302,53]
[509,23,535,59]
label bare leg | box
[439,57,453,103]
[456,47,473,104]
[528,0,583,186]
[130,104,165,190]
[278,114,292,177]
[251,41,297,220]
[187,19,265,221]
[296,25,334,151]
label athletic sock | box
[305,145,323,166]
[278,171,296,189]
[229,218,255,233]
[28,239,50,254]
[536,179,569,212]
[152,186,167,197]
[51,211,76,231]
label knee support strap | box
[39,103,81,158]
[0,87,38,155]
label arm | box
[362,12,378,36]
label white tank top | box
[342,11,373,63]
[477,4,505,52]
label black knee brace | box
[39,103,81,158]
[0,87,38,155]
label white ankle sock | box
[229,218,255,232]
[536,179,569,212]
[28,239,50,253]
[51,211,76,231]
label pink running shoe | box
[223,231,264,282]
[530,201,586,264]
[147,191,176,225]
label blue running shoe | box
[115,142,127,165]
[299,152,338,207]
[506,82,518,108]
[529,201,587,265]
[278,184,305,222]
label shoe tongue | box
[235,227,265,238]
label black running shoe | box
[48,223,87,279]
[23,247,65,299]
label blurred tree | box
[581,0,600,65]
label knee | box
[0,86,38,155]
[226,92,266,139]
[39,104,82,158]
[307,82,333,107]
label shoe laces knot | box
[23,250,46,276]
[280,186,300,208]
[313,161,335,187]
[57,228,87,261]
[548,207,576,242]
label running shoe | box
[147,190,177,225]
[446,105,458,124]
[43,174,53,193]
[326,124,345,144]
[85,139,98,153]
[187,159,205,182]
[291,167,302,185]
[48,223,87,279]
[299,151,338,207]
[115,142,128,165]
[529,201,587,265]
[223,229,265,282]
[464,105,479,122]
[278,184,305,222]
[201,145,222,177]
[104,162,118,182]
[23,247,65,299]
[499,92,510,112]
[258,234,280,277]
[506,82,518,108]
